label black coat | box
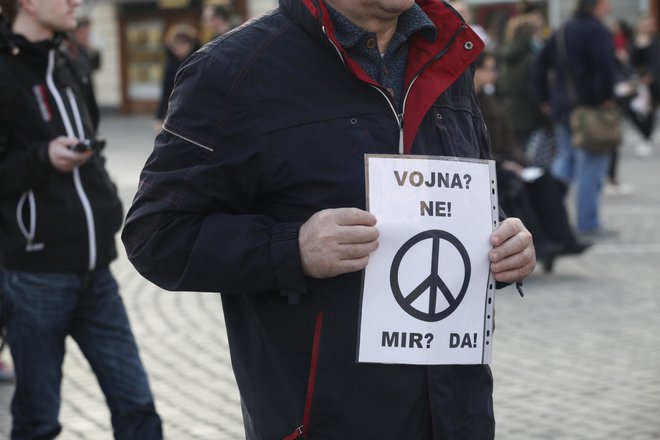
[536,13,617,122]
[155,49,183,121]
[123,0,495,438]
[497,32,545,138]
[155,44,200,121]
[0,35,123,271]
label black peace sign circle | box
[390,229,471,322]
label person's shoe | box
[536,241,563,273]
[635,141,653,157]
[560,239,592,256]
[604,182,634,196]
[0,360,15,383]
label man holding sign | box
[122,0,536,438]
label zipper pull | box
[282,425,303,440]
[397,113,404,155]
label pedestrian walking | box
[154,23,200,129]
[606,18,635,195]
[535,0,618,238]
[122,1,536,439]
[629,15,660,157]
[0,0,163,437]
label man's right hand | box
[48,136,93,172]
[299,208,380,279]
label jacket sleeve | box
[0,80,53,198]
[122,52,307,299]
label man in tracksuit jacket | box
[0,0,162,437]
[122,0,536,438]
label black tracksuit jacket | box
[0,34,123,271]
[123,0,496,438]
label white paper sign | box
[357,155,498,365]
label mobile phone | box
[69,139,106,153]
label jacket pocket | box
[428,103,485,159]
[261,112,390,214]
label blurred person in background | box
[497,4,547,152]
[70,16,100,72]
[0,338,13,383]
[536,0,618,239]
[201,4,233,41]
[607,18,635,195]
[66,15,100,133]
[154,23,200,130]
[629,15,660,157]
[0,245,13,383]
[0,0,163,436]
[448,0,490,47]
[476,52,590,272]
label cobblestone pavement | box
[1,114,659,439]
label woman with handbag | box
[535,0,619,239]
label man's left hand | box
[489,217,536,283]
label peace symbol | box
[390,230,471,322]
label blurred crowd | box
[460,0,659,271]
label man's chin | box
[56,23,78,33]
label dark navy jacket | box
[536,13,617,122]
[123,0,495,438]
[0,35,123,271]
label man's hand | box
[299,208,379,279]
[48,137,93,172]
[489,217,536,283]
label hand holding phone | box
[49,137,93,172]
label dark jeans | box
[1,268,162,440]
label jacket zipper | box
[322,26,406,153]
[282,311,325,440]
[322,24,467,155]
[45,49,97,270]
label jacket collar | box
[280,0,484,153]
[0,32,65,68]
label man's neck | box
[12,14,54,42]
[324,1,400,53]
